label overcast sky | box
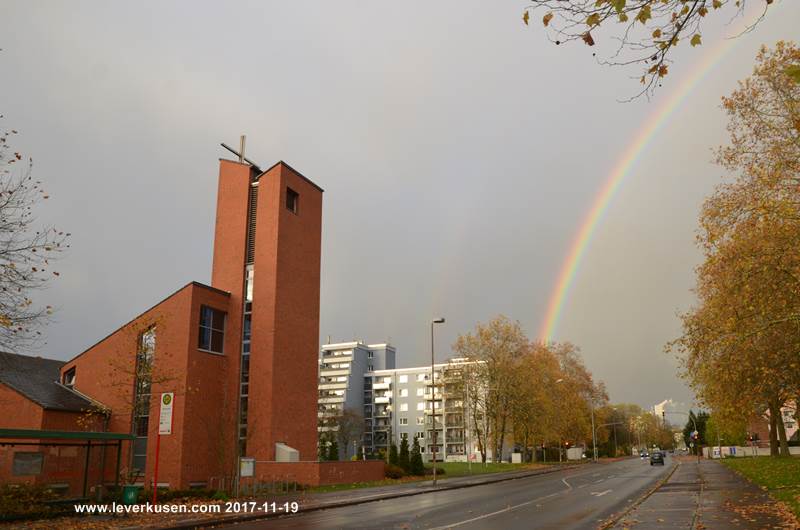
[2,1,797,411]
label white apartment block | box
[317,341,396,457]
[318,341,485,462]
[365,359,482,462]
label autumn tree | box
[522,0,776,97]
[0,124,69,350]
[453,316,529,462]
[670,42,800,457]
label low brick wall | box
[317,460,385,486]
[250,460,384,487]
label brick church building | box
[0,152,382,492]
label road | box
[215,456,673,530]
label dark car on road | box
[650,451,665,465]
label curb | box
[156,464,583,529]
[598,460,680,530]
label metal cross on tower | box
[220,135,262,172]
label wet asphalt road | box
[218,456,673,530]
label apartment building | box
[317,342,395,458]
[364,359,480,462]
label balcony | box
[318,396,344,404]
[373,382,390,390]
[318,382,347,390]
[319,368,350,377]
[374,396,391,404]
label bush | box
[0,484,62,521]
[399,438,410,473]
[211,490,230,501]
[410,437,425,476]
[423,466,446,476]
[384,463,406,479]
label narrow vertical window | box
[62,367,76,388]
[286,187,299,214]
[199,306,226,354]
[132,326,155,473]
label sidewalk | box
[612,458,797,529]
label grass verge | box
[307,462,550,493]
[721,456,800,518]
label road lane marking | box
[429,492,560,529]
[561,477,573,491]
[590,489,612,497]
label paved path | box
[613,458,793,529]
[209,457,671,529]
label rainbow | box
[538,5,768,343]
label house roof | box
[0,351,96,412]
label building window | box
[368,364,373,371]
[399,375,408,383]
[416,388,424,397]
[399,389,408,398]
[400,418,408,425]
[286,187,299,214]
[417,417,425,425]
[132,326,155,473]
[417,403,424,411]
[416,431,425,439]
[417,373,427,382]
[400,403,408,412]
[13,452,43,476]
[199,306,226,353]
[62,367,76,388]
[367,351,374,358]
[420,447,425,453]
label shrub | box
[211,490,230,501]
[423,466,446,476]
[384,463,406,479]
[0,484,62,521]
[410,437,425,476]
[399,437,410,472]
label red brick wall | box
[179,286,238,487]
[0,384,43,429]
[210,159,250,472]
[0,384,43,489]
[249,163,322,462]
[61,283,232,489]
[246,461,383,487]
[316,461,384,486]
[0,385,111,496]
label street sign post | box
[153,393,174,504]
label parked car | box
[650,451,665,465]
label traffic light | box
[564,441,571,448]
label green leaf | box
[636,4,652,23]
[785,65,800,84]
[586,13,601,26]
[611,0,626,14]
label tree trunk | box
[768,401,779,456]
[776,406,790,457]
[497,414,507,462]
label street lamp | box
[431,317,445,485]
[612,408,618,457]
